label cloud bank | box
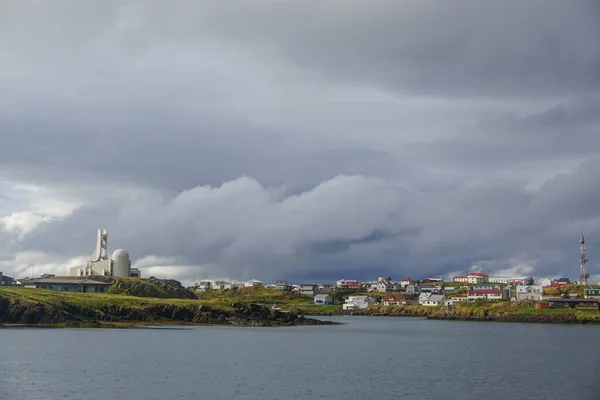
[1,0,600,284]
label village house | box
[419,292,445,306]
[244,279,263,287]
[516,285,543,301]
[342,295,376,310]
[451,295,468,302]
[318,284,335,292]
[376,277,400,293]
[400,277,417,288]
[314,294,333,305]
[211,280,232,290]
[467,288,509,301]
[584,288,600,299]
[420,284,442,294]
[488,276,533,285]
[443,286,456,294]
[453,272,489,284]
[405,284,421,296]
[382,293,403,306]
[420,278,443,285]
[275,280,292,290]
[336,279,362,289]
[299,284,318,297]
[537,278,553,287]
[195,281,211,292]
[0,271,17,286]
[554,277,571,285]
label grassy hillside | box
[0,287,328,327]
[196,286,311,305]
[0,287,207,309]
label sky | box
[2,0,600,286]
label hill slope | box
[0,287,331,327]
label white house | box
[314,294,333,305]
[211,280,232,290]
[419,292,445,306]
[453,272,489,284]
[537,278,553,287]
[488,276,532,285]
[405,284,421,296]
[299,284,318,297]
[516,285,543,301]
[244,279,263,287]
[400,278,417,288]
[195,281,211,292]
[342,296,376,310]
[376,280,400,293]
[382,293,403,306]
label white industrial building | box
[70,228,140,278]
[516,285,543,301]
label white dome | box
[112,249,129,260]
[111,249,131,277]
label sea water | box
[1,316,599,400]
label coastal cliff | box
[0,288,332,327]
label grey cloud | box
[1,1,600,283]
[12,167,600,282]
[180,0,600,97]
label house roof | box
[468,272,489,277]
[314,294,331,299]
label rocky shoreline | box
[0,295,335,328]
[294,303,600,325]
[336,305,600,324]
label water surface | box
[1,316,599,400]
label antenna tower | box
[580,232,589,285]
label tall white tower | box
[90,227,108,262]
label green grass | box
[282,304,342,314]
[196,286,311,305]
[0,286,230,311]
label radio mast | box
[580,232,589,285]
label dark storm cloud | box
[186,0,600,97]
[2,1,600,283]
